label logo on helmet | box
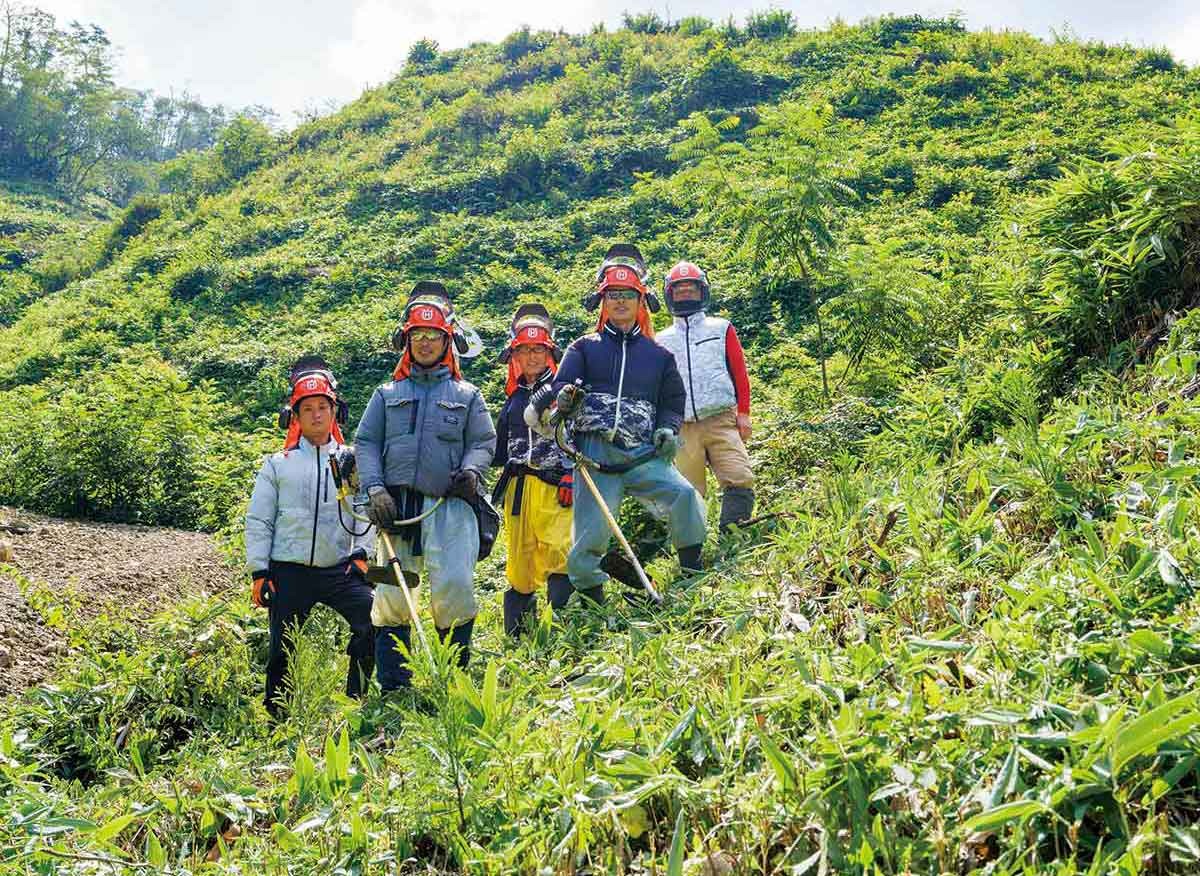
[615,268,628,281]
[421,308,434,321]
[304,378,317,390]
[525,327,538,338]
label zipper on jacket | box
[412,381,430,490]
[684,316,699,421]
[309,442,321,566]
[611,332,628,443]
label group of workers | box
[244,246,755,717]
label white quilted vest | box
[656,312,737,422]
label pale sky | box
[38,0,1200,122]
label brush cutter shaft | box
[377,529,428,653]
[574,462,662,604]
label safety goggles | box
[409,328,446,343]
[604,289,640,302]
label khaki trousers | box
[676,408,754,498]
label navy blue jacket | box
[493,369,573,486]
[548,323,686,450]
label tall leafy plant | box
[670,102,854,403]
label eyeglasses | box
[409,328,445,343]
[514,344,549,356]
[605,289,640,302]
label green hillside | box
[2,12,1200,874]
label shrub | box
[676,16,712,36]
[101,195,164,262]
[214,117,276,181]
[499,26,548,62]
[0,358,228,527]
[745,9,795,41]
[621,11,666,34]
[407,38,439,68]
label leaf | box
[906,637,971,653]
[31,817,97,836]
[755,729,798,792]
[962,799,1051,833]
[989,745,1021,808]
[146,830,166,868]
[482,659,498,723]
[655,706,697,756]
[1127,629,1171,658]
[1112,691,1200,777]
[666,808,687,876]
[94,812,136,843]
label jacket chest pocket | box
[384,396,418,435]
[435,400,467,442]
[435,400,467,469]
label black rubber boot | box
[547,573,573,610]
[678,544,704,576]
[436,619,475,669]
[376,625,412,691]
[579,584,605,606]
[503,588,537,637]
[719,487,755,534]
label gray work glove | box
[367,488,398,529]
[551,383,585,424]
[447,468,479,500]
[653,428,680,461]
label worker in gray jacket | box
[354,284,496,690]
[246,358,375,719]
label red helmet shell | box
[404,301,452,334]
[664,261,709,294]
[290,373,337,410]
[513,323,553,348]
[598,264,648,295]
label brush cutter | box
[553,416,662,605]
[329,449,442,654]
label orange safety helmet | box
[499,304,561,395]
[278,356,347,450]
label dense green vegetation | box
[2,9,1200,874]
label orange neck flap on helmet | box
[596,297,655,339]
[393,335,461,381]
[283,372,345,451]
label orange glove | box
[557,473,573,508]
[251,571,275,608]
[349,557,369,578]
